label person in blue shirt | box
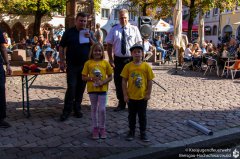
[154,36,167,63]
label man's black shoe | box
[0,120,11,128]
[114,107,125,112]
[126,131,135,141]
[60,113,69,121]
[140,133,150,142]
[74,112,83,118]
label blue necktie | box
[121,27,126,55]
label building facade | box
[201,8,220,45]
[0,13,65,43]
[220,8,240,42]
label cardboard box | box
[11,49,30,61]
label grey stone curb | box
[101,127,240,159]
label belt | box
[114,55,132,59]
[114,56,132,63]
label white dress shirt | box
[105,23,142,57]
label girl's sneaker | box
[92,127,99,140]
[100,128,107,139]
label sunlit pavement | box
[1,64,240,159]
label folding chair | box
[224,60,240,80]
[203,58,219,76]
[221,59,235,78]
[143,51,153,62]
[181,57,193,71]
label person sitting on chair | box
[143,38,155,62]
[154,36,166,63]
[192,43,202,70]
[184,43,193,61]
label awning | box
[182,20,198,32]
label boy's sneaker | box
[92,127,99,140]
[0,120,11,128]
[125,131,135,141]
[100,128,107,139]
[140,132,150,142]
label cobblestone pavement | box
[1,64,240,159]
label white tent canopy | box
[152,19,174,32]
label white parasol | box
[173,0,182,49]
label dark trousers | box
[0,64,6,120]
[114,56,132,108]
[63,66,86,114]
[128,99,147,132]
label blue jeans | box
[35,46,41,59]
[0,64,6,120]
[52,51,59,63]
[156,47,166,60]
[63,65,86,114]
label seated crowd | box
[182,37,240,75]
[4,31,61,64]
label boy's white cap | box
[130,43,143,52]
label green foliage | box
[2,0,66,16]
[129,0,240,18]
[128,0,240,40]
[93,0,101,13]
[0,0,66,36]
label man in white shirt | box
[105,9,142,111]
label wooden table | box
[8,68,64,117]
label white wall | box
[96,0,139,36]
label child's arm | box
[82,75,95,82]
[144,80,153,100]
[122,78,129,103]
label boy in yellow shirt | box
[121,43,155,142]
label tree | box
[183,0,240,41]
[129,0,240,40]
[93,0,101,13]
[1,0,66,36]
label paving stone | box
[3,66,240,158]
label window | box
[183,10,188,15]
[212,25,217,35]
[114,9,135,21]
[101,9,109,19]
[205,26,211,35]
[129,11,135,21]
[213,8,218,15]
[114,9,119,20]
[205,11,210,18]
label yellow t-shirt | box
[121,62,155,100]
[82,60,113,93]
